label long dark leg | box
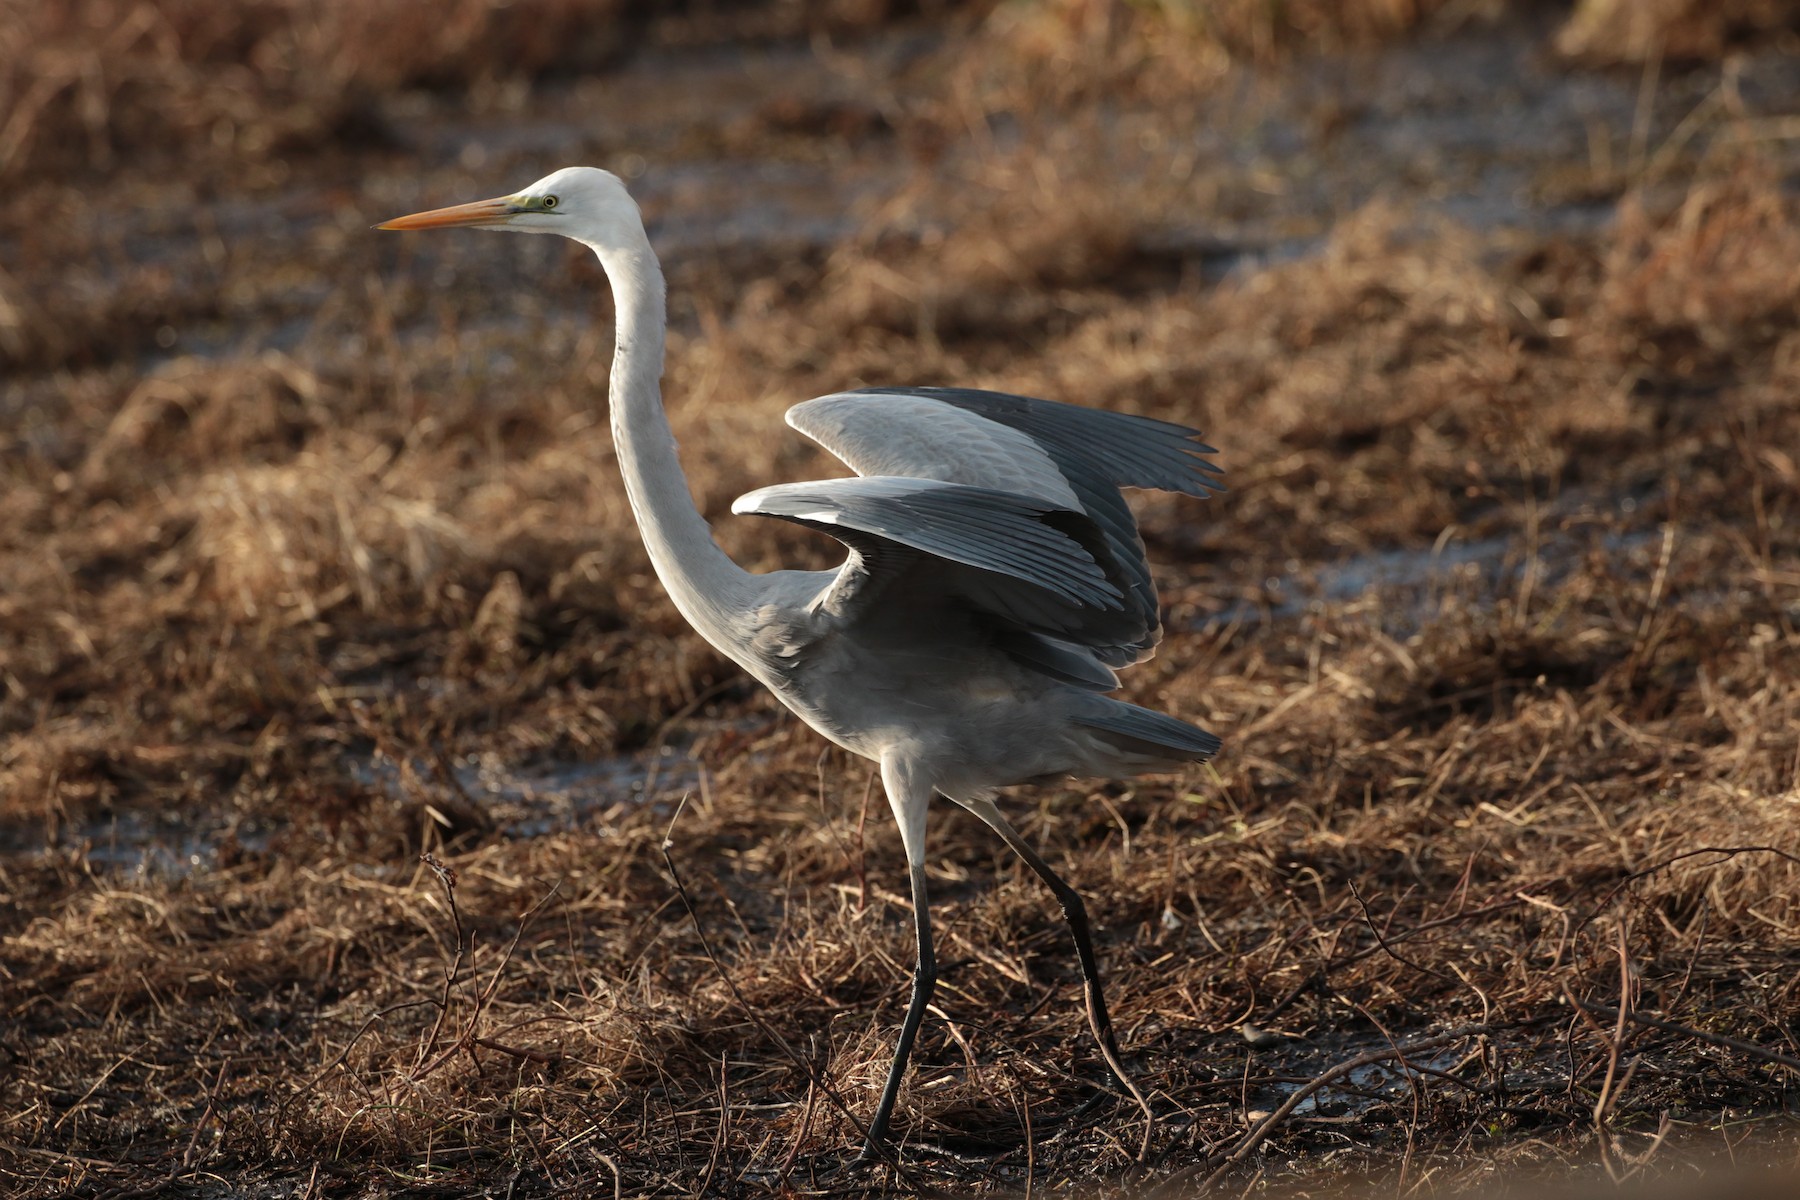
[954,795,1154,1156]
[860,860,934,1159]
[859,753,937,1161]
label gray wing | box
[732,476,1145,688]
[732,476,1119,609]
[782,387,1222,672]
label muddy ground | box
[4,1,1800,1196]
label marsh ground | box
[3,1,1800,1195]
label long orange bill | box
[376,196,517,231]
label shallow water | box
[1205,515,1664,635]
[26,713,769,880]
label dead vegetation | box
[4,2,1800,1197]
[1556,0,1800,65]
[0,0,624,184]
[0,0,977,189]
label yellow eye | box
[541,195,558,209]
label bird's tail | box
[1071,696,1220,772]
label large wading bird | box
[379,167,1224,1161]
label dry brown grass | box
[5,4,1800,1197]
[940,0,1495,111]
[0,0,962,188]
[1557,0,1800,65]
[0,0,620,184]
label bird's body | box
[725,384,1224,794]
[739,576,1182,797]
[380,167,1223,1161]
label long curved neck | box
[591,234,754,654]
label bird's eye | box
[541,195,558,209]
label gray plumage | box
[379,167,1226,1162]
[736,386,1224,794]
[733,475,1123,608]
[782,386,1223,678]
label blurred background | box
[4,1,1800,1195]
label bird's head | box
[377,166,642,253]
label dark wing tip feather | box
[858,385,1225,498]
[1074,697,1221,762]
[734,477,1126,610]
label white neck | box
[587,231,755,657]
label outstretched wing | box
[777,387,1222,672]
[732,475,1148,689]
[790,388,1223,502]
[733,476,1119,610]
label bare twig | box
[1349,1000,1422,1190]
[658,800,925,1189]
[1625,522,1677,683]
[1576,846,1800,941]
[1346,878,1457,986]
[1261,895,1523,1021]
[1196,1024,1496,1190]
[777,1074,820,1183]
[177,1056,231,1172]
[414,852,467,1073]
[1567,998,1800,1077]
[412,868,564,1081]
[281,998,441,1119]
[695,1050,730,1198]
[471,1036,557,1064]
[1009,1058,1036,1200]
